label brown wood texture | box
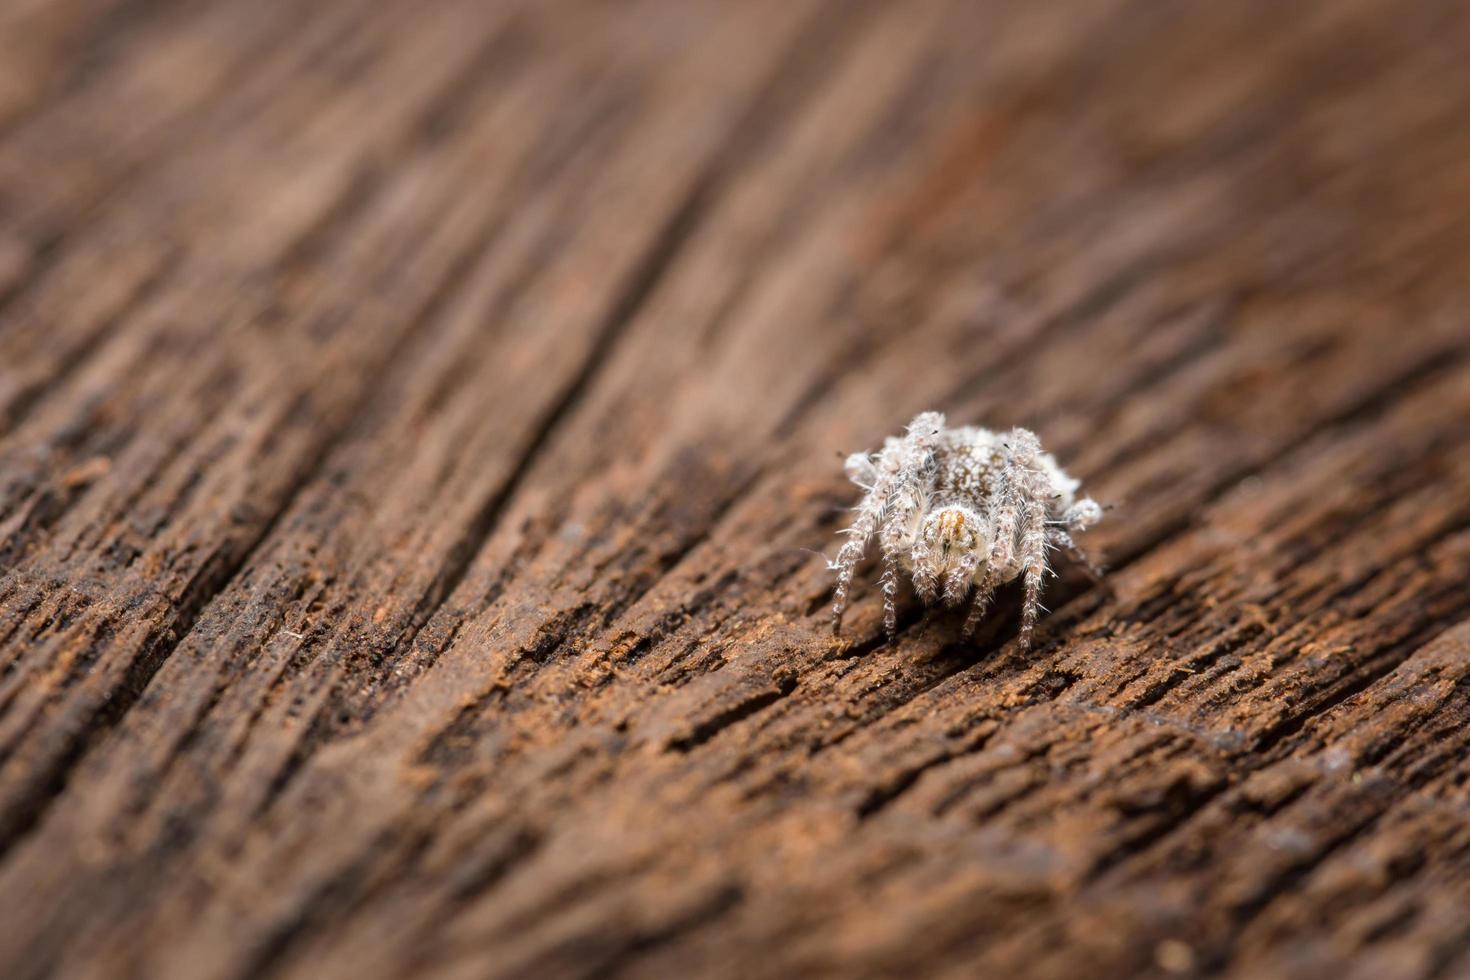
[2,1,1470,977]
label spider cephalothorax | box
[830,412,1102,650]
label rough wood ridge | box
[2,0,1470,977]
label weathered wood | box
[2,0,1470,977]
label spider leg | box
[832,417,941,634]
[844,451,879,486]
[1048,527,1104,582]
[875,490,916,639]
[989,484,1020,579]
[904,411,947,446]
[961,568,997,639]
[943,550,979,607]
[1016,472,1050,652]
[1006,427,1043,459]
[879,550,900,637]
[874,415,943,628]
[830,485,884,633]
[910,536,939,603]
[1064,496,1103,531]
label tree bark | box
[2,1,1469,977]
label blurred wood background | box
[2,0,1470,977]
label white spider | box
[829,411,1102,650]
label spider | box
[829,411,1102,650]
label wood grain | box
[2,1,1470,977]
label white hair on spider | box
[829,411,1103,650]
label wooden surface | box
[2,1,1470,977]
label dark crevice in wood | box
[1109,498,1470,721]
[1044,299,1237,464]
[856,728,996,819]
[0,230,62,330]
[377,166,720,679]
[0,417,342,853]
[373,0,890,683]
[939,245,1205,415]
[595,462,766,642]
[612,571,741,670]
[0,178,524,859]
[595,882,746,979]
[1082,773,1236,886]
[148,40,634,810]
[1219,792,1397,956]
[272,161,388,279]
[1251,606,1470,763]
[772,308,883,440]
[819,466,1469,832]
[1125,619,1269,713]
[153,584,319,795]
[691,0,890,354]
[272,15,536,282]
[1098,346,1468,574]
[239,822,440,980]
[667,673,799,753]
[1076,618,1470,900]
[5,4,1470,977]
[410,16,537,148]
[443,824,545,905]
[0,0,336,323]
[0,0,185,144]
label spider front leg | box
[961,568,998,640]
[1051,496,1105,581]
[878,550,900,637]
[830,485,884,633]
[1017,491,1049,652]
[943,550,980,607]
[876,491,923,638]
[988,487,1020,577]
[1048,527,1104,582]
[910,537,939,603]
[831,412,944,637]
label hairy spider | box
[829,411,1102,650]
